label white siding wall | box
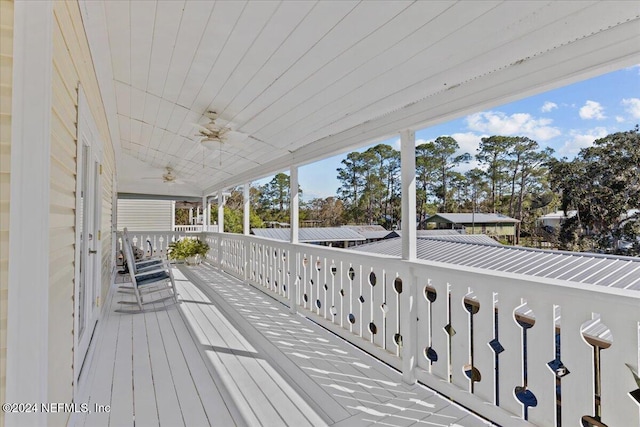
[117,199,173,231]
[0,1,12,423]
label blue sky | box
[263,65,640,201]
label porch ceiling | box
[82,1,640,197]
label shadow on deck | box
[73,263,492,427]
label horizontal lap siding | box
[0,1,12,425]
[117,199,173,231]
[49,1,116,425]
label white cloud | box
[578,100,606,120]
[465,111,561,141]
[541,101,558,113]
[616,116,625,123]
[625,64,640,75]
[621,98,640,119]
[558,127,608,157]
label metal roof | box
[425,213,520,224]
[419,234,502,246]
[341,225,397,240]
[252,227,366,243]
[416,230,465,236]
[352,237,640,290]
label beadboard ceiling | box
[81,1,640,197]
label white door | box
[74,88,103,389]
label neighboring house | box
[421,213,519,239]
[539,210,578,229]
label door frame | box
[73,86,103,394]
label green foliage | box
[550,126,640,254]
[174,208,189,225]
[167,238,209,261]
[336,144,400,226]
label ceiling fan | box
[194,111,248,149]
[141,166,186,185]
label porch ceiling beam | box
[203,20,639,194]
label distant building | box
[539,210,578,229]
[341,225,398,244]
[421,213,519,239]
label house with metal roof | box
[422,212,520,240]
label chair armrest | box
[135,264,171,278]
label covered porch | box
[4,1,640,427]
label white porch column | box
[171,201,176,231]
[217,190,225,270]
[202,196,209,230]
[289,166,299,314]
[400,129,416,260]
[6,1,53,424]
[189,207,193,225]
[243,183,250,235]
[400,129,417,385]
[217,190,225,233]
[290,166,299,244]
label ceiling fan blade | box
[223,130,248,143]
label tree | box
[549,127,640,254]
[476,136,515,213]
[257,173,301,223]
[304,197,345,226]
[429,136,471,212]
[337,152,366,223]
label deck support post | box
[290,166,299,314]
[243,183,250,236]
[202,196,208,230]
[243,183,250,282]
[171,201,176,231]
[218,190,224,270]
[400,129,416,260]
[290,166,299,244]
[400,129,417,384]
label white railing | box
[173,224,219,232]
[201,231,640,427]
[115,231,201,262]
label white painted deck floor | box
[74,263,493,427]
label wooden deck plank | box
[187,288,316,427]
[164,296,241,426]
[108,313,134,427]
[180,266,350,424]
[131,312,159,427]
[177,283,266,426]
[144,307,186,427]
[75,284,120,427]
[154,307,212,427]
